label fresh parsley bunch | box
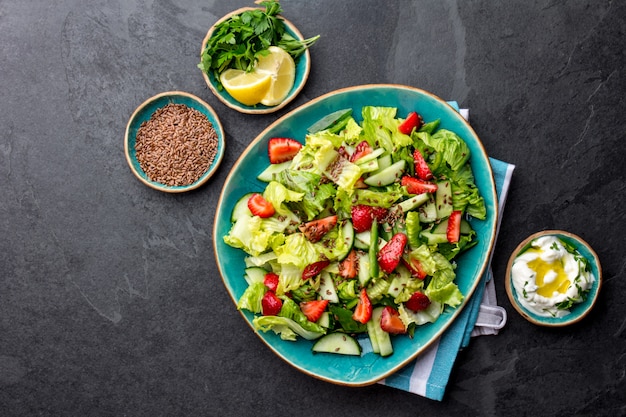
[198,0,320,89]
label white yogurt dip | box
[511,235,594,317]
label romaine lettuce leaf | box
[253,316,325,341]
[237,281,266,314]
[274,233,320,269]
[224,215,277,256]
[277,169,336,220]
[429,129,470,171]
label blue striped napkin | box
[379,106,514,400]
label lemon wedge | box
[255,46,296,106]
[220,69,272,106]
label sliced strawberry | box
[398,111,423,135]
[302,260,330,280]
[300,299,329,322]
[380,306,406,334]
[247,193,275,218]
[351,204,389,233]
[263,272,280,292]
[338,249,358,279]
[352,288,372,324]
[402,256,428,280]
[401,176,438,195]
[405,291,431,312]
[261,291,282,316]
[377,233,408,274]
[354,176,369,189]
[349,140,373,162]
[446,210,462,243]
[298,215,338,243]
[268,137,302,164]
[371,206,389,223]
[413,149,433,180]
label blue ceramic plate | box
[200,7,311,114]
[213,84,498,386]
[505,230,602,327]
[125,91,225,193]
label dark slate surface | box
[1,0,624,415]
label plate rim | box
[200,7,311,115]
[212,83,499,385]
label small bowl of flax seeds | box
[125,91,225,192]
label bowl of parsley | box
[198,1,319,114]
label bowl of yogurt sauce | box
[505,230,602,327]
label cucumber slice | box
[317,311,331,328]
[312,332,362,355]
[435,180,453,219]
[257,161,291,182]
[370,307,393,357]
[230,193,254,222]
[307,109,352,134]
[420,231,449,245]
[319,271,339,303]
[376,153,392,171]
[354,147,385,165]
[364,160,406,187]
[387,266,411,298]
[356,158,379,173]
[395,193,430,213]
[244,267,268,285]
[461,219,473,234]
[357,251,372,287]
[418,196,437,223]
[368,220,380,279]
[354,231,370,250]
[431,218,473,235]
[366,319,380,354]
[336,220,355,260]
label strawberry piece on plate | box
[299,215,338,243]
[398,111,423,135]
[377,233,408,274]
[405,291,431,312]
[338,249,358,279]
[263,272,280,292]
[302,260,331,280]
[349,140,373,162]
[268,137,302,164]
[247,193,275,218]
[300,299,329,322]
[401,176,438,195]
[352,288,372,324]
[380,306,406,334]
[261,291,282,316]
[446,210,462,243]
[413,149,433,180]
[351,204,389,233]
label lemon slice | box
[220,69,272,106]
[255,46,296,106]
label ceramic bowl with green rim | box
[199,7,312,115]
[212,84,498,386]
[505,230,602,327]
[124,91,225,193]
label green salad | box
[223,106,486,357]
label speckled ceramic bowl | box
[505,230,602,327]
[125,91,225,193]
[199,7,311,114]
